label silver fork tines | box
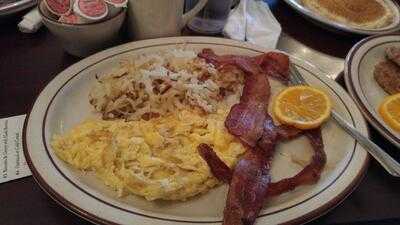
[289,64,400,177]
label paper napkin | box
[223,0,282,49]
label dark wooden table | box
[1,1,400,225]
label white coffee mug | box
[127,0,208,40]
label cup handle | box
[181,0,208,28]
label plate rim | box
[23,36,370,225]
[344,33,400,148]
[282,0,400,35]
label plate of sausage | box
[345,34,400,148]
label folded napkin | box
[223,0,282,49]
[18,8,43,33]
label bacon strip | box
[199,49,271,147]
[223,147,271,225]
[199,48,290,84]
[253,52,290,84]
[199,49,287,225]
[257,115,302,154]
[198,49,255,75]
[199,50,273,224]
[267,128,326,196]
[198,143,232,183]
[198,128,325,197]
[226,70,270,147]
[198,49,325,225]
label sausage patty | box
[386,46,400,67]
[374,59,400,94]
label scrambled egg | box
[52,109,246,201]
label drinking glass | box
[185,0,234,34]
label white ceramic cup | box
[127,0,208,40]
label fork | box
[289,64,400,177]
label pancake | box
[302,0,394,29]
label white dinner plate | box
[23,37,369,225]
[345,34,400,148]
[283,0,400,35]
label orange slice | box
[378,93,400,131]
[273,85,332,130]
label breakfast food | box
[374,47,400,95]
[52,48,328,225]
[53,109,246,200]
[89,49,244,121]
[374,47,400,132]
[375,60,400,94]
[53,49,246,200]
[386,46,400,66]
[198,49,326,225]
[273,85,332,130]
[379,93,400,131]
[302,0,394,29]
